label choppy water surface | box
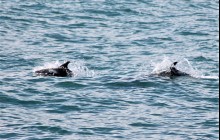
[0,0,219,140]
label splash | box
[152,57,173,74]
[33,60,95,77]
[151,57,219,80]
[69,60,96,77]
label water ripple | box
[0,0,219,139]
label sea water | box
[0,0,219,140]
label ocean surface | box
[0,0,219,140]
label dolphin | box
[158,62,189,77]
[35,61,73,77]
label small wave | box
[0,92,43,107]
[104,78,159,88]
[55,81,88,89]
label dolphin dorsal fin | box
[170,61,178,72]
[173,62,178,66]
[59,61,70,69]
[170,62,178,69]
[170,62,181,76]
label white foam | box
[152,56,173,74]
[33,60,60,72]
[200,75,219,80]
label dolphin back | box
[35,61,73,77]
[170,62,189,76]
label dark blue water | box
[0,0,219,140]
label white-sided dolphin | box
[35,61,73,77]
[158,62,189,77]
